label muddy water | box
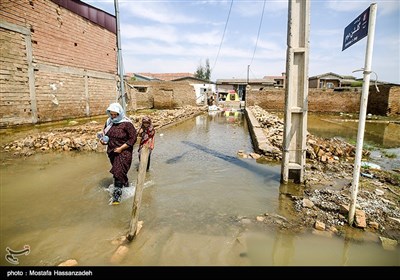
[0,111,398,266]
[306,113,400,170]
[306,113,400,149]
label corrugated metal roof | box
[51,0,116,34]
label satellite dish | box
[246,85,251,91]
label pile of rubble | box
[1,106,206,157]
[248,105,370,163]
[247,105,399,247]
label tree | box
[194,58,211,81]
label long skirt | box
[108,150,132,186]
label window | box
[134,86,147,93]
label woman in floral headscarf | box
[138,116,155,172]
[100,102,137,205]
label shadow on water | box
[181,140,281,181]
[98,177,113,188]
[165,149,195,164]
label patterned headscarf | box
[139,116,155,148]
[106,102,131,125]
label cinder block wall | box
[0,0,118,127]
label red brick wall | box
[0,0,118,127]
[0,0,116,73]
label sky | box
[83,0,400,84]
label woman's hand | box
[100,139,107,145]
[113,143,129,153]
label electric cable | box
[211,0,234,72]
[249,0,266,67]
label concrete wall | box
[0,0,118,127]
[246,86,400,115]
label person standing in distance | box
[100,102,137,205]
[137,116,155,172]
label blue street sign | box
[342,6,370,51]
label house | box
[262,73,286,88]
[126,73,162,82]
[308,72,358,89]
[216,78,265,103]
[192,83,216,105]
[308,72,397,90]
[126,72,216,106]
[216,73,286,103]
[127,72,196,81]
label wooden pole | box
[126,145,149,241]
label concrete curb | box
[244,108,270,155]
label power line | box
[249,0,266,67]
[211,0,233,72]
[249,68,260,80]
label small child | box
[138,116,155,171]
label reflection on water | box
[306,113,400,170]
[0,111,398,266]
[307,113,400,148]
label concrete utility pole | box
[114,0,126,111]
[281,0,310,184]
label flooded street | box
[0,111,399,266]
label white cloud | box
[84,0,399,84]
[120,1,198,24]
[121,24,179,43]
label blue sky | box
[83,0,399,83]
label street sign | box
[342,6,370,51]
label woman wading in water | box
[99,102,137,205]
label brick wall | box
[0,0,116,73]
[247,86,399,115]
[0,28,33,125]
[0,0,118,127]
[308,89,360,113]
[388,86,400,116]
[128,81,197,109]
[368,85,400,116]
[247,88,360,113]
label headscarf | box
[139,116,155,147]
[106,102,131,125]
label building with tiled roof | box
[127,72,195,81]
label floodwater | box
[306,113,400,171]
[0,111,399,266]
[306,113,400,149]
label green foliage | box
[351,81,363,87]
[381,150,397,158]
[194,58,211,81]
